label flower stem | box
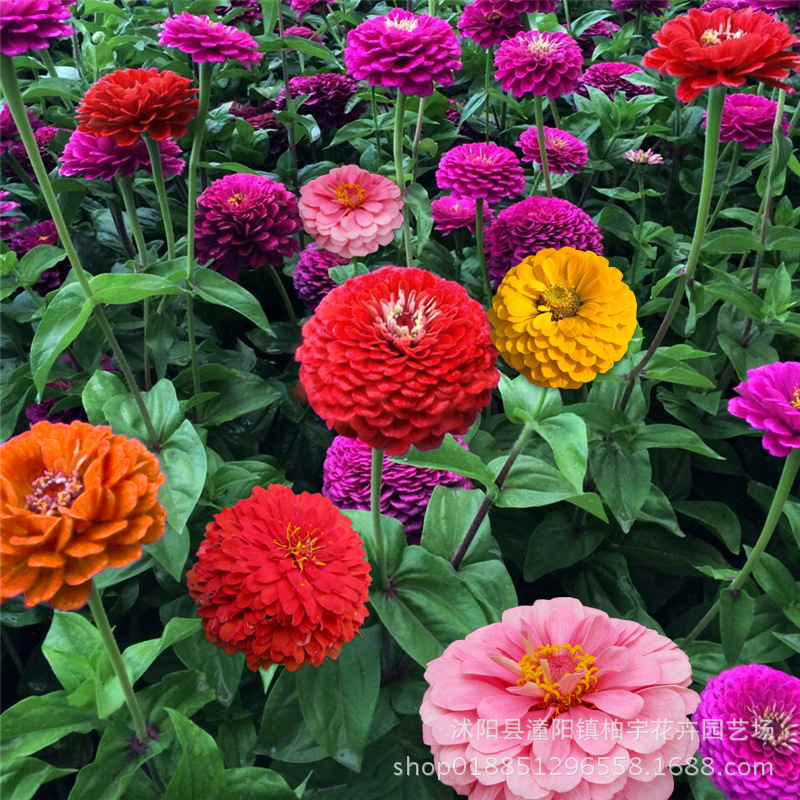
[266,263,298,327]
[548,98,561,129]
[371,448,389,591]
[411,97,426,182]
[533,96,552,198]
[484,50,492,144]
[631,172,646,288]
[393,90,413,267]
[561,0,572,27]
[475,198,492,305]
[370,87,383,170]
[705,142,742,234]
[682,448,800,649]
[618,85,726,413]
[88,584,149,743]
[276,9,299,192]
[143,137,176,261]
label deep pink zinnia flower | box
[0,190,21,241]
[59,131,185,181]
[436,142,525,204]
[458,1,524,48]
[495,30,583,99]
[159,12,261,65]
[215,0,262,25]
[290,0,332,20]
[276,73,362,132]
[479,0,557,12]
[298,164,404,259]
[706,93,791,148]
[579,62,654,99]
[694,664,800,800]
[517,126,589,174]
[322,435,471,542]
[194,173,301,279]
[700,0,754,9]
[431,195,494,236]
[486,195,603,284]
[291,244,347,309]
[747,0,799,9]
[5,126,59,179]
[728,361,800,456]
[0,0,75,56]
[283,25,322,41]
[624,148,664,165]
[612,0,670,14]
[344,10,462,97]
[421,597,700,800]
[576,19,621,58]
[0,104,45,155]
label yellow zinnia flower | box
[488,247,637,390]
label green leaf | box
[643,355,716,389]
[171,630,245,708]
[82,370,127,426]
[533,412,588,490]
[524,511,605,582]
[499,373,561,424]
[104,378,184,443]
[41,610,105,700]
[633,424,723,459]
[163,709,225,800]
[15,245,66,286]
[194,267,272,333]
[218,768,296,800]
[89,273,185,304]
[589,442,651,533]
[720,588,755,665]
[420,487,490,564]
[688,767,727,800]
[0,757,75,800]
[749,549,797,608]
[459,559,517,622]
[702,228,763,254]
[404,183,433,253]
[637,485,684,537]
[122,618,202,684]
[341,509,407,578]
[494,455,587,509]
[674,501,741,554]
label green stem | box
[370,87,383,170]
[371,448,389,591]
[475,198,491,305]
[548,98,561,129]
[5,152,40,194]
[393,91,413,267]
[561,0,571,27]
[705,142,742,234]
[484,50,492,144]
[631,172,646,287]
[618,85,726,413]
[411,98,426,182]
[534,96,553,198]
[682,448,800,649]
[267,264,298,326]
[143,137,176,261]
[276,10,299,191]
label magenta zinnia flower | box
[5,126,59,179]
[59,131,185,180]
[277,73,362,132]
[0,0,74,56]
[195,173,301,279]
[708,93,791,149]
[159,12,261,65]
[421,597,700,800]
[486,196,603,284]
[579,62,654,99]
[728,361,800,456]
[283,25,322,41]
[345,10,462,97]
[436,142,525,204]
[215,0,262,25]
[479,0,556,12]
[495,30,584,99]
[290,0,332,20]
[292,244,347,309]
[612,0,670,14]
[458,1,524,48]
[517,126,589,174]
[323,435,471,542]
[11,220,69,293]
[694,664,800,800]
[298,164,404,259]
[0,190,21,240]
[0,104,45,155]
[700,0,754,9]
[576,19,620,57]
[431,195,494,236]
[747,0,799,9]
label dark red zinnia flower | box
[276,73,362,132]
[642,8,800,103]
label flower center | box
[538,284,581,321]
[25,470,84,516]
[751,705,799,755]
[518,643,599,715]
[38,235,50,242]
[378,289,439,344]
[334,182,366,211]
[386,17,419,32]
[486,11,503,22]
[790,387,800,410]
[227,192,245,206]
[527,37,556,55]
[276,523,326,571]
[701,22,745,45]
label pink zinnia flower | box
[695,664,800,800]
[579,62,654,99]
[707,93,791,149]
[276,73,362,132]
[458,1,524,48]
[612,0,670,14]
[59,131,185,181]
[345,10,462,98]
[283,25,322,41]
[215,0,262,25]
[495,30,584,99]
[0,190,21,241]
[421,597,700,800]
[298,165,404,259]
[195,173,301,279]
[624,148,664,165]
[517,126,589,174]
[436,142,525,204]
[159,12,261,65]
[431,195,494,236]
[292,244,347,309]
[290,0,332,20]
[728,361,800,456]
[0,0,74,56]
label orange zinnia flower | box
[1,421,166,610]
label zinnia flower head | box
[298,165,404,259]
[159,12,261,65]
[195,173,301,279]
[709,92,791,148]
[458,1,524,48]
[576,19,620,58]
[283,25,322,41]
[292,244,347,309]
[431,195,494,236]
[578,62,654,99]
[695,664,800,800]
[186,483,371,672]
[485,195,604,284]
[421,597,699,800]
[76,68,199,147]
[276,73,362,132]
[0,0,75,56]
[701,0,754,9]
[345,10,462,98]
[10,220,68,293]
[59,131,185,181]
[517,126,589,174]
[290,0,332,20]
[436,142,525,204]
[624,147,664,165]
[728,361,800,456]
[0,190,21,240]
[749,0,800,10]
[0,421,166,610]
[642,7,800,103]
[6,125,60,180]
[296,266,500,455]
[215,0,262,25]
[612,0,670,14]
[478,0,556,12]
[489,247,637,388]
[0,104,45,154]
[494,29,584,99]
[322,435,471,542]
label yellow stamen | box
[386,18,419,32]
[227,192,245,206]
[276,524,326,571]
[517,643,598,715]
[790,387,800,410]
[538,283,581,321]
[334,182,366,211]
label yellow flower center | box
[518,643,599,715]
[527,37,556,55]
[790,387,800,410]
[227,192,245,206]
[276,523,326,571]
[538,283,581,321]
[386,17,419,31]
[26,469,84,516]
[334,182,366,211]
[701,22,745,45]
[378,289,439,344]
[38,235,50,241]
[486,11,503,22]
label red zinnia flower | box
[642,8,800,103]
[76,68,199,147]
[186,484,371,672]
[296,266,500,455]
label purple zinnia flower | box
[694,664,800,800]
[215,0,262,25]
[25,394,85,425]
[290,0,332,20]
[575,19,620,58]
[0,0,75,56]
[749,0,800,10]
[159,12,261,65]
[345,10,462,98]
[322,435,472,542]
[10,220,69,293]
[0,104,45,155]
[0,190,21,240]
[431,195,494,236]
[611,0,670,14]
[517,126,589,174]
[494,30,583,99]
[277,73,362,132]
[700,0,754,9]
[59,131,185,181]
[292,244,347,309]
[436,142,525,204]
[478,0,556,12]
[578,62,654,99]
[194,173,301,279]
[485,196,603,284]
[4,125,59,179]
[728,361,800,456]
[707,93,791,149]
[458,1,524,48]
